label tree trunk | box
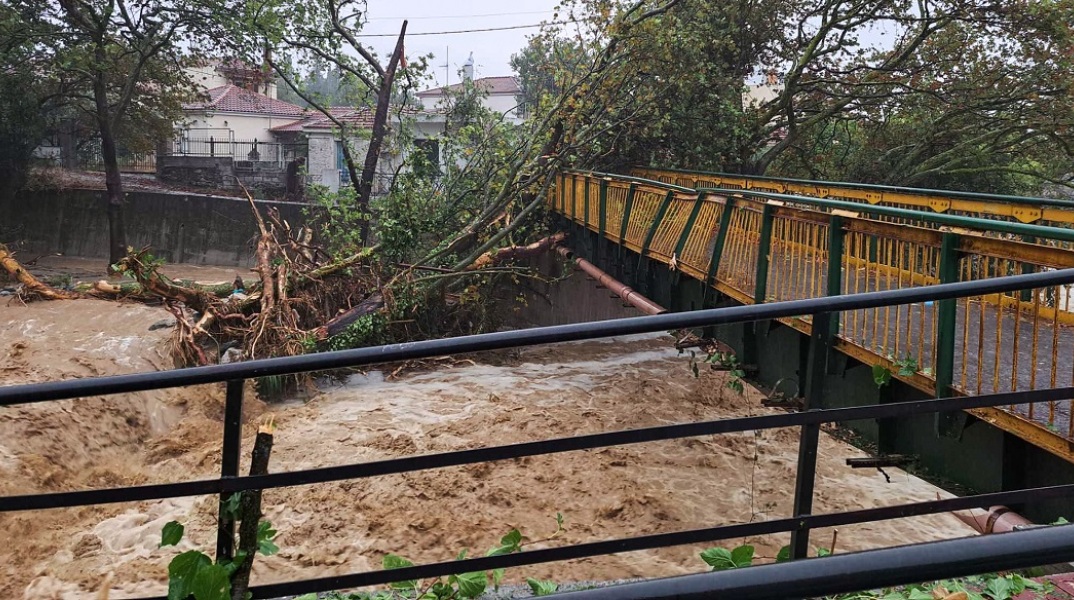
[356,21,407,244]
[93,47,127,265]
[229,421,275,600]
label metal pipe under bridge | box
[550,168,1074,518]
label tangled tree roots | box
[5,189,564,397]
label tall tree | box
[0,5,54,205]
[533,0,1074,190]
[16,0,196,263]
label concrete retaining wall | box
[2,189,316,267]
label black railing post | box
[217,379,244,561]
[790,310,833,559]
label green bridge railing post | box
[935,232,964,437]
[596,178,608,267]
[598,179,608,236]
[752,204,775,305]
[826,215,846,336]
[570,172,578,220]
[744,204,776,366]
[617,183,637,279]
[583,176,591,227]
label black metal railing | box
[5,268,1074,600]
[170,137,304,166]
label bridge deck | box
[553,170,1074,462]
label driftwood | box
[0,245,80,300]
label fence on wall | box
[170,137,306,167]
[3,271,1074,599]
[77,140,156,174]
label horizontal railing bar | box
[637,165,1074,211]
[3,385,1070,512]
[125,490,1074,600]
[4,268,1074,406]
[701,187,1074,243]
[549,523,1074,600]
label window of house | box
[413,138,441,177]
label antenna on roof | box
[438,46,450,87]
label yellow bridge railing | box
[634,167,1074,231]
[552,170,1074,463]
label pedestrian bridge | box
[550,168,1074,501]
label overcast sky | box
[357,0,562,89]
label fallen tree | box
[1,0,682,394]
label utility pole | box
[439,46,450,87]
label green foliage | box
[686,349,747,394]
[828,573,1049,600]
[160,512,279,600]
[327,312,391,351]
[527,578,560,596]
[161,521,185,547]
[872,364,892,389]
[892,355,919,377]
[700,545,755,570]
[315,516,566,600]
[699,545,1051,600]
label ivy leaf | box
[527,578,560,596]
[223,493,242,519]
[257,520,279,556]
[815,546,832,557]
[700,547,736,570]
[984,576,1012,600]
[730,545,755,567]
[775,545,792,562]
[382,554,417,591]
[907,589,934,600]
[487,528,523,556]
[872,364,892,388]
[454,571,487,598]
[167,550,212,600]
[190,563,231,600]
[161,521,184,547]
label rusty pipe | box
[953,505,1033,534]
[555,245,667,315]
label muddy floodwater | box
[0,297,974,599]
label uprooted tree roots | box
[3,199,564,394]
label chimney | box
[462,52,474,82]
[766,70,779,86]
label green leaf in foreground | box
[528,578,560,596]
[167,550,212,600]
[161,521,184,547]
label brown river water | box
[0,264,974,599]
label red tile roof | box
[270,106,440,133]
[184,85,307,117]
[417,76,521,97]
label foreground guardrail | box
[3,270,1074,599]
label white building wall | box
[307,134,340,191]
[182,112,304,142]
[417,92,521,123]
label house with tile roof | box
[268,106,444,193]
[180,84,310,144]
[167,63,451,194]
[416,57,524,123]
